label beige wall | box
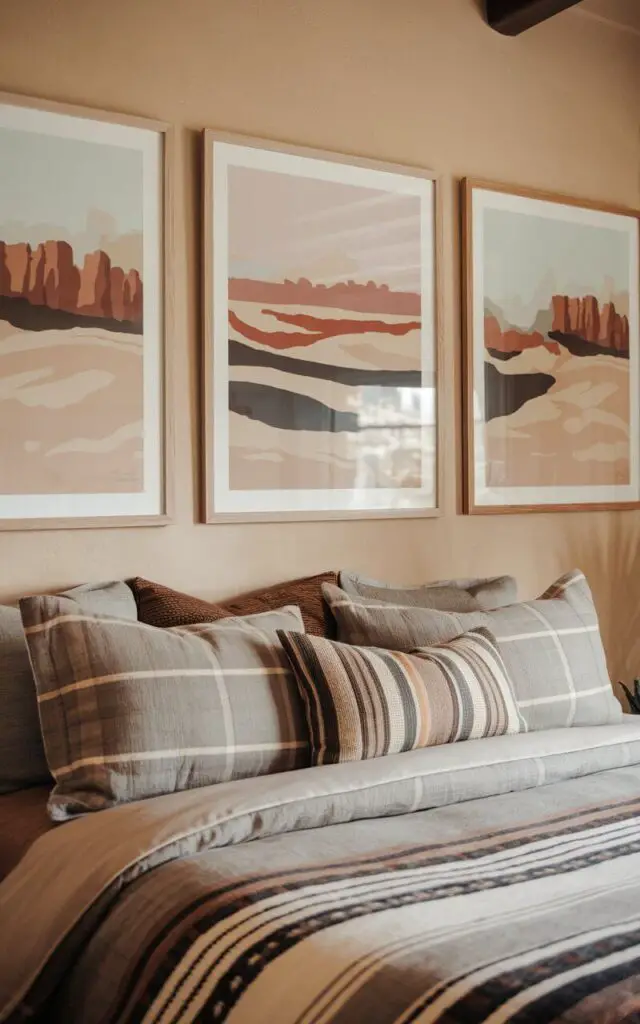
[1,0,639,683]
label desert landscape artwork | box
[0,98,165,525]
[206,137,437,519]
[465,182,640,512]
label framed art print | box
[203,132,440,522]
[0,93,171,529]
[463,179,640,513]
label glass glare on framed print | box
[203,132,439,522]
[0,93,169,529]
[462,179,640,514]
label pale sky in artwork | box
[483,208,630,328]
[0,126,143,263]
[228,165,422,292]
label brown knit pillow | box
[129,572,338,637]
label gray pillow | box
[324,571,622,732]
[324,583,489,648]
[0,581,137,794]
[20,596,308,820]
[338,571,517,611]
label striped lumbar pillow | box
[277,627,525,765]
[20,594,310,820]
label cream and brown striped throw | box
[277,627,524,765]
[20,595,309,820]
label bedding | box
[130,571,339,636]
[20,597,307,820]
[339,571,518,610]
[2,720,640,1023]
[325,570,623,732]
[0,580,137,794]
[0,787,53,882]
[279,627,524,763]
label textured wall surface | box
[0,0,638,682]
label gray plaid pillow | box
[0,581,137,794]
[20,595,308,820]
[323,571,621,732]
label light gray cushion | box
[324,571,622,732]
[338,571,517,611]
[0,581,137,795]
[19,596,309,820]
[325,584,489,648]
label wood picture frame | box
[0,91,173,530]
[462,177,640,514]
[202,130,443,523]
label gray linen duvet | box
[2,721,640,1023]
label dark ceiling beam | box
[485,0,583,35]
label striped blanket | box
[2,722,640,1023]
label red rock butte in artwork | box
[0,239,143,328]
[551,294,629,354]
[485,294,629,359]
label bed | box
[2,721,640,1024]
[2,568,638,1023]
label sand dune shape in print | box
[0,328,142,358]
[47,421,143,456]
[229,412,426,491]
[2,368,114,408]
[229,303,424,421]
[484,345,562,378]
[229,309,421,349]
[227,287,426,490]
[229,301,422,371]
[485,353,630,487]
[0,326,143,494]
